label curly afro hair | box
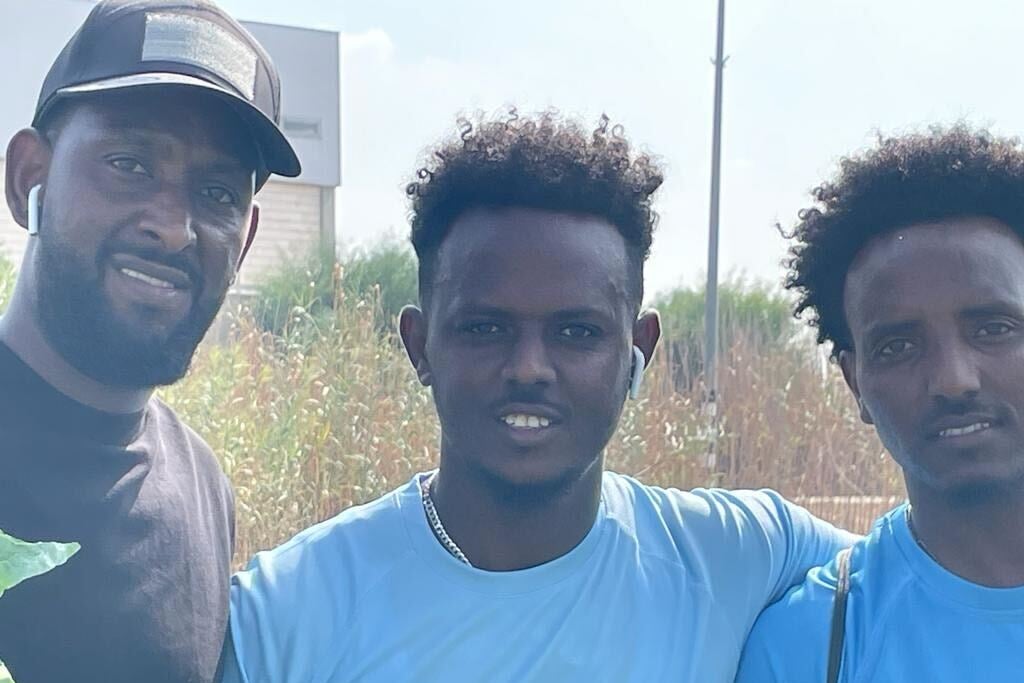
[786,124,1024,358]
[406,109,664,308]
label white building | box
[0,0,340,292]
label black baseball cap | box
[33,0,301,188]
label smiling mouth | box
[501,413,553,430]
[119,267,179,290]
[938,422,992,439]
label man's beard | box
[34,232,224,389]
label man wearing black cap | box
[0,1,299,681]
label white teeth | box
[502,414,552,430]
[939,422,991,438]
[120,267,174,289]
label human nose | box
[138,186,195,253]
[926,340,981,403]
[502,331,556,387]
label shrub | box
[652,276,798,390]
[249,240,418,338]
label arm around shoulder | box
[744,489,859,602]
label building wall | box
[0,157,326,295]
[236,181,326,291]
[245,21,341,188]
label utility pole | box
[704,0,727,473]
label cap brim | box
[41,73,302,182]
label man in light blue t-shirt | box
[221,111,855,683]
[737,126,1024,683]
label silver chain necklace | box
[419,472,473,567]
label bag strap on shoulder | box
[825,546,853,683]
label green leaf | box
[0,533,79,683]
[0,529,80,597]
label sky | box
[219,0,1024,299]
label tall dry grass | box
[162,283,902,566]
[0,254,900,563]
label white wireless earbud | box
[27,184,42,236]
[629,345,646,400]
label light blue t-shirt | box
[225,471,854,683]
[737,504,1024,682]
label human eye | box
[874,338,916,360]
[975,318,1018,339]
[107,156,150,176]
[200,185,239,206]
[464,321,504,335]
[558,323,599,339]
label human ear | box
[839,349,873,425]
[632,308,661,368]
[627,309,662,399]
[237,202,260,269]
[6,128,52,232]
[399,305,432,386]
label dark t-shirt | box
[0,341,235,683]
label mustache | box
[492,385,570,419]
[101,243,204,291]
[498,384,553,406]
[920,396,1009,427]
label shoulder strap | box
[826,546,853,683]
